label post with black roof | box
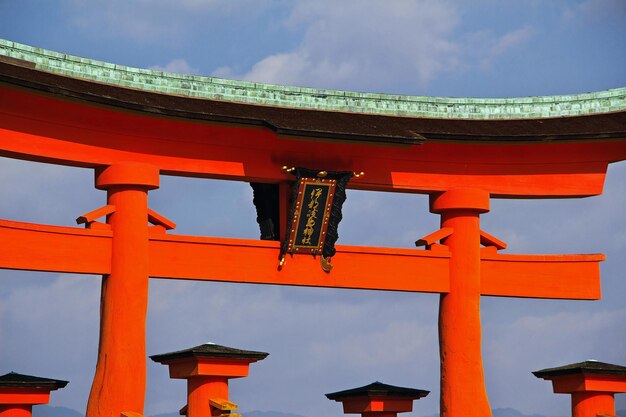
[150,343,268,417]
[0,372,68,417]
[326,382,429,417]
[533,360,626,417]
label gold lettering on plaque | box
[301,187,322,245]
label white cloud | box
[563,0,626,23]
[150,58,198,75]
[64,0,271,41]
[489,26,534,59]
[214,1,537,93]
[216,0,461,91]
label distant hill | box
[493,408,562,417]
[424,409,624,417]
[244,412,307,417]
[33,406,84,417]
[423,408,564,417]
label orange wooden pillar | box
[533,361,626,417]
[0,372,68,417]
[151,343,268,417]
[430,188,491,417]
[326,381,429,417]
[87,163,160,417]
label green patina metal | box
[1,38,625,119]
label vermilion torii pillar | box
[430,189,491,416]
[86,163,161,417]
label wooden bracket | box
[148,208,176,233]
[416,227,506,253]
[479,230,507,250]
[415,227,453,250]
[77,205,175,233]
[210,399,240,417]
[209,398,238,411]
[121,412,145,417]
[76,205,115,230]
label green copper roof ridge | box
[1,38,625,119]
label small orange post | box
[87,163,160,417]
[150,343,268,417]
[326,381,429,417]
[430,188,492,417]
[0,372,68,417]
[533,360,626,417]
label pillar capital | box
[534,360,626,394]
[0,372,67,417]
[326,382,428,417]
[429,188,490,214]
[534,360,626,417]
[95,163,160,190]
[151,343,268,417]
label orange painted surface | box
[0,219,111,274]
[341,398,414,413]
[540,372,626,417]
[571,392,615,417]
[158,355,260,417]
[1,85,625,196]
[433,189,492,417]
[187,378,228,417]
[149,235,450,293]
[0,218,604,299]
[86,164,159,417]
[0,390,50,405]
[582,375,626,393]
[0,405,32,417]
[550,374,626,394]
[167,359,252,379]
[480,253,604,300]
[95,163,160,190]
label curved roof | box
[533,360,626,378]
[150,343,269,363]
[1,38,625,120]
[0,38,625,197]
[0,371,69,389]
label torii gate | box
[1,39,625,417]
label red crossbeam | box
[0,218,603,299]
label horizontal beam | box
[1,85,622,197]
[0,218,450,293]
[0,219,604,299]
[480,252,604,300]
[148,234,450,293]
[0,219,111,274]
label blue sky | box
[0,1,625,417]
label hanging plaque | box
[280,168,353,272]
